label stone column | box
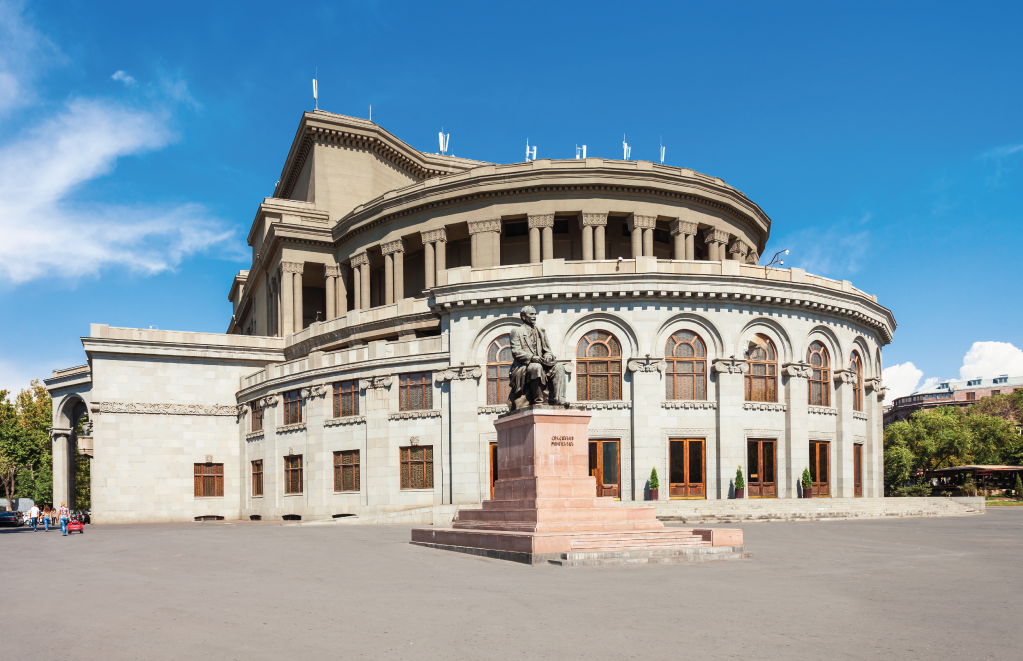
[528,214,553,262]
[468,219,502,268]
[581,225,593,261]
[325,264,346,317]
[351,260,362,310]
[643,228,654,257]
[421,228,446,289]
[293,263,304,333]
[834,369,858,498]
[867,380,886,497]
[51,428,71,508]
[381,239,405,303]
[628,214,656,258]
[423,241,435,289]
[582,213,608,260]
[325,269,336,320]
[704,228,730,262]
[281,261,302,334]
[713,358,749,499]
[350,251,369,310]
[784,363,812,498]
[670,219,698,261]
[383,252,394,305]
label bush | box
[1015,474,1023,500]
[734,466,745,490]
[961,476,978,497]
[648,467,659,490]
[801,467,812,489]
[894,484,932,497]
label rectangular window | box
[193,463,224,498]
[992,390,1000,396]
[284,455,303,494]
[251,400,263,433]
[251,460,263,497]
[333,450,360,492]
[333,380,359,418]
[966,392,976,401]
[399,372,433,411]
[283,389,302,425]
[400,445,434,489]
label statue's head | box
[519,305,537,326]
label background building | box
[884,375,1023,426]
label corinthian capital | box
[421,228,447,244]
[468,219,502,235]
[628,214,657,231]
[704,228,730,245]
[670,219,698,237]
[324,264,344,278]
[728,239,750,257]
[527,213,554,229]
[380,238,405,255]
[281,261,304,274]
[350,251,369,268]
[580,212,608,228]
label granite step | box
[550,546,748,567]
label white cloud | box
[111,70,137,87]
[0,4,237,284]
[959,341,1023,380]
[882,362,923,405]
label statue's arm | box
[509,328,535,363]
[539,328,556,362]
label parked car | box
[0,510,23,527]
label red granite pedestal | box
[411,408,744,565]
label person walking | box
[58,503,70,536]
[29,504,40,531]
[42,505,51,531]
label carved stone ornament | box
[876,386,888,401]
[324,264,344,277]
[324,415,366,427]
[580,212,608,227]
[380,238,405,255]
[670,219,698,237]
[300,384,327,399]
[627,355,667,373]
[662,400,716,410]
[728,239,749,256]
[281,261,304,274]
[853,411,868,421]
[808,406,838,416]
[527,213,554,228]
[628,214,657,231]
[261,394,279,407]
[743,402,788,412]
[359,376,393,390]
[712,358,749,374]
[782,363,813,379]
[81,421,93,435]
[833,370,857,385]
[435,365,483,383]
[864,377,883,392]
[389,410,443,421]
[349,251,369,267]
[420,227,447,244]
[49,426,72,439]
[478,405,509,415]
[277,422,306,434]
[467,219,502,235]
[745,251,759,265]
[92,402,238,416]
[704,228,731,245]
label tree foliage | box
[0,381,54,505]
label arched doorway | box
[52,395,90,511]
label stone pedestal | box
[411,408,743,564]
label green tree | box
[34,453,53,505]
[75,455,91,510]
[734,465,745,490]
[0,452,18,511]
[1015,474,1023,500]
[648,467,659,490]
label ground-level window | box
[250,400,263,432]
[193,463,224,498]
[399,372,433,411]
[284,455,303,494]
[251,460,263,497]
[334,450,360,492]
[284,389,302,425]
[400,445,433,489]
[333,380,359,418]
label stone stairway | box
[550,545,749,567]
[569,530,709,551]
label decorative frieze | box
[324,415,366,427]
[435,365,483,382]
[670,219,698,237]
[808,406,838,416]
[478,405,509,415]
[662,400,716,410]
[467,219,502,235]
[277,422,307,434]
[420,228,447,244]
[389,410,443,420]
[809,431,836,440]
[627,356,667,373]
[359,376,392,390]
[527,213,554,228]
[91,401,238,416]
[743,402,788,412]
[380,238,405,255]
[744,429,783,438]
[350,251,369,268]
[853,411,868,421]
[281,261,304,274]
[580,212,608,227]
[245,431,264,441]
[578,401,631,410]
[712,358,749,374]
[628,214,657,231]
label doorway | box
[489,442,498,500]
[588,439,620,498]
[809,441,831,496]
[747,439,777,498]
[854,443,863,497]
[669,439,705,498]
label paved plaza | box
[2,510,1021,660]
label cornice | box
[83,337,285,363]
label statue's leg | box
[527,363,546,404]
[550,363,568,405]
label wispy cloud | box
[111,70,137,86]
[770,212,871,278]
[0,0,61,116]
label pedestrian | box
[42,505,52,531]
[58,502,70,536]
[29,503,40,531]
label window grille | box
[808,341,831,407]
[333,380,359,418]
[284,455,303,494]
[745,334,778,402]
[251,460,263,497]
[576,330,622,401]
[665,330,706,400]
[487,335,513,405]
[283,389,302,425]
[399,372,433,411]
[193,463,224,498]
[333,450,360,492]
[400,446,434,489]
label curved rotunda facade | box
[45,112,895,523]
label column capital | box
[745,250,759,265]
[628,214,657,231]
[467,218,502,235]
[670,219,699,237]
[324,264,344,277]
[281,261,304,274]
[350,251,369,268]
[833,369,857,385]
[727,238,750,257]
[704,228,730,245]
[782,362,813,379]
[420,227,447,244]
[712,357,749,374]
[580,212,608,228]
[527,213,554,229]
[49,427,73,439]
[381,238,405,255]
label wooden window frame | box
[400,445,434,490]
[486,335,513,405]
[576,330,623,402]
[665,330,707,401]
[284,454,303,495]
[399,372,433,412]
[332,380,359,418]
[333,450,360,492]
[744,334,778,403]
[283,389,302,425]
[851,351,864,412]
[808,341,831,407]
[250,400,263,433]
[251,459,263,497]
[193,462,224,498]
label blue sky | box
[1,0,1021,402]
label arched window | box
[486,335,513,405]
[744,334,778,402]
[576,330,622,401]
[808,341,831,407]
[665,330,706,400]
[850,351,863,412]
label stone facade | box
[45,111,896,523]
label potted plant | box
[734,466,745,499]
[648,467,659,501]
[802,467,813,498]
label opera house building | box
[45,111,895,523]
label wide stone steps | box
[570,534,708,551]
[620,497,985,523]
[550,546,748,567]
